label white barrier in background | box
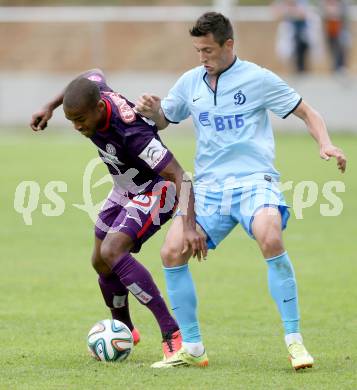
[0,72,355,131]
[1,6,357,22]
[0,6,283,22]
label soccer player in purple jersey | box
[30,69,207,360]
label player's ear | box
[225,38,234,50]
[97,99,106,112]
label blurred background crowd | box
[274,0,351,74]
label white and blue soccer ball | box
[87,319,133,362]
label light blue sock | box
[163,264,201,343]
[266,251,300,335]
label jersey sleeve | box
[262,69,302,119]
[83,70,112,93]
[124,125,173,174]
[161,74,191,123]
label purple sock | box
[98,273,134,331]
[111,253,178,336]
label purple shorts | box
[95,181,177,253]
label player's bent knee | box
[100,242,126,268]
[160,243,188,267]
[91,253,100,270]
[91,253,111,275]
[93,258,112,275]
[259,234,284,258]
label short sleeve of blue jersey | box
[263,69,302,119]
[161,74,191,123]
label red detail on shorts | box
[160,185,167,208]
[130,196,152,207]
[137,181,176,239]
[97,98,112,132]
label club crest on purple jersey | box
[106,143,116,155]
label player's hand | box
[134,94,161,119]
[182,228,208,261]
[30,107,53,131]
[320,143,347,173]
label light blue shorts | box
[193,179,290,249]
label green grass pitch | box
[0,130,356,389]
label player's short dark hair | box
[63,77,100,111]
[189,12,234,46]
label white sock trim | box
[285,332,303,346]
[182,341,204,357]
[266,251,288,262]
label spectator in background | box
[320,0,351,72]
[274,0,322,73]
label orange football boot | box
[162,330,182,359]
[131,328,141,346]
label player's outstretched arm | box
[30,93,63,131]
[159,158,207,261]
[293,100,347,173]
[135,94,169,130]
[30,68,105,131]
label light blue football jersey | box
[161,57,301,189]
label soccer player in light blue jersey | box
[136,12,347,369]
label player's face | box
[64,101,106,138]
[192,33,234,76]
